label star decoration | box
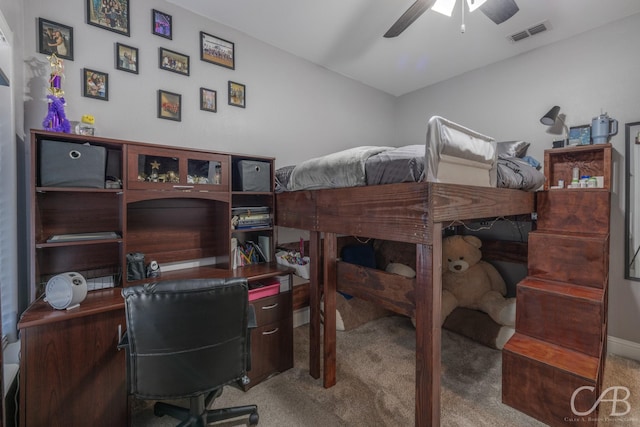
[150,160,161,170]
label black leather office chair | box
[119,277,259,426]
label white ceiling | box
[170,0,640,96]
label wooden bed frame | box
[276,181,535,427]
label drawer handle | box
[262,328,279,336]
[261,303,278,310]
[173,185,195,190]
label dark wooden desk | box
[18,288,127,427]
[18,264,293,427]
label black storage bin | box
[40,140,107,188]
[235,160,271,192]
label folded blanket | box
[288,146,393,191]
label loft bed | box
[275,116,541,426]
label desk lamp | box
[540,105,568,146]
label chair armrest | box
[117,331,129,351]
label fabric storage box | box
[40,140,107,188]
[235,160,271,192]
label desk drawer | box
[252,291,291,326]
[246,316,293,388]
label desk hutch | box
[18,130,293,426]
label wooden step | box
[503,333,603,427]
[516,277,605,357]
[528,231,609,288]
[536,190,610,235]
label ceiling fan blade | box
[480,0,519,25]
[384,0,437,38]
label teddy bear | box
[442,235,516,329]
[377,238,516,350]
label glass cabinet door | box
[127,145,228,191]
[187,157,222,186]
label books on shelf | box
[233,239,269,267]
[258,235,271,262]
[232,206,272,229]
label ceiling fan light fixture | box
[433,0,488,17]
[466,0,488,13]
[432,0,456,17]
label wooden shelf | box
[544,143,612,190]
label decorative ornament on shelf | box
[150,160,160,182]
[42,53,71,133]
[76,114,95,135]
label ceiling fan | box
[384,0,519,38]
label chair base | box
[154,389,259,427]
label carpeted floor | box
[133,316,640,426]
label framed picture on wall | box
[83,68,109,101]
[115,43,138,74]
[159,47,190,76]
[200,31,235,70]
[86,0,130,36]
[228,81,245,108]
[200,88,217,113]
[38,18,74,61]
[158,90,182,121]
[152,9,172,39]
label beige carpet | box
[133,316,640,426]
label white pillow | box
[496,140,530,158]
[386,262,416,278]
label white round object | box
[386,262,417,278]
[45,272,88,310]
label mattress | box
[275,116,544,192]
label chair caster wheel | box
[249,412,259,425]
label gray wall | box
[22,0,397,166]
[396,13,640,346]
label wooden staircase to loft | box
[502,144,612,426]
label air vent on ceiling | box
[507,20,551,43]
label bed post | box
[309,230,321,379]
[415,222,442,427]
[323,232,337,388]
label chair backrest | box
[121,277,250,400]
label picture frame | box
[228,81,245,108]
[82,68,109,101]
[158,90,182,121]
[159,47,190,76]
[115,43,138,74]
[38,18,74,61]
[152,9,172,39]
[86,0,130,36]
[200,31,235,70]
[200,87,217,113]
[569,124,592,146]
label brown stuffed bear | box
[378,238,515,350]
[441,235,515,328]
